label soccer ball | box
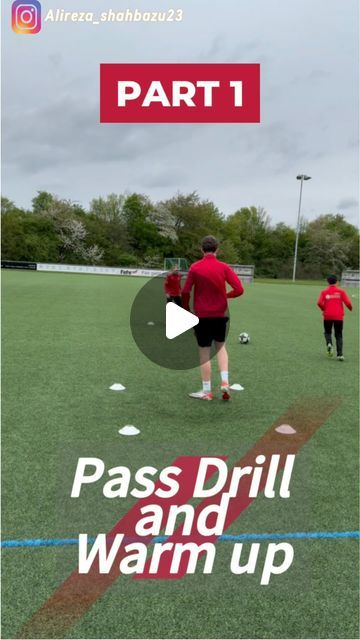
[238,332,250,344]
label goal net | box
[163,257,189,272]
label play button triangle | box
[166,302,199,340]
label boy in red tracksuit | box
[317,274,352,361]
[182,235,244,400]
[164,265,182,306]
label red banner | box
[100,63,260,123]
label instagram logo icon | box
[12,1,41,34]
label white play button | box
[166,302,199,340]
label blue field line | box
[1,531,359,548]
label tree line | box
[1,191,359,278]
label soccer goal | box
[341,270,360,288]
[163,257,189,272]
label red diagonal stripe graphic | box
[136,397,340,579]
[19,397,340,638]
[19,455,226,639]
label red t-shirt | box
[182,254,244,318]
[164,272,182,296]
[317,285,352,320]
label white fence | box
[36,263,165,277]
[2,260,255,282]
[228,264,255,283]
[341,270,360,288]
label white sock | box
[220,371,229,384]
[202,380,211,393]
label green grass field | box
[2,271,359,639]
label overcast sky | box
[2,0,359,227]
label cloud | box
[2,97,192,174]
[2,0,358,226]
[48,53,63,69]
[336,197,359,210]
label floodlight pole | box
[292,174,311,282]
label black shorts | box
[194,317,229,347]
[166,295,182,306]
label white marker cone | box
[275,424,296,435]
[118,425,140,436]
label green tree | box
[301,214,359,278]
[217,238,239,263]
[89,194,125,223]
[32,191,55,215]
[87,194,130,265]
[261,223,296,278]
[346,235,360,270]
[42,197,101,264]
[1,197,23,216]
[224,206,270,267]
[160,192,224,261]
[123,193,164,258]
[310,214,358,241]
[1,209,59,262]
[2,192,358,276]
[150,202,178,243]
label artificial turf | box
[1,270,359,639]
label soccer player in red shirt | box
[317,274,352,361]
[182,236,244,400]
[164,265,182,306]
